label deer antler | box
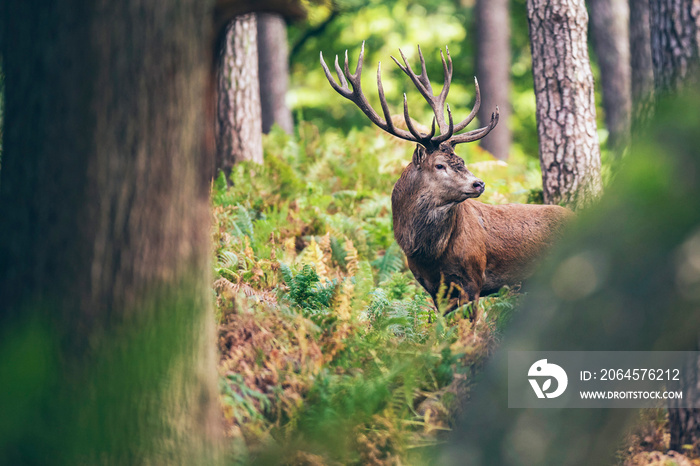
[320,43,498,149]
[320,42,437,146]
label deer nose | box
[472,180,485,193]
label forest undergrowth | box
[212,123,543,465]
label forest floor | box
[212,124,533,464]
[211,124,688,465]
[618,409,700,465]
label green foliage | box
[279,263,337,319]
[287,0,613,166]
[371,242,405,284]
[214,123,533,464]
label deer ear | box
[412,145,427,168]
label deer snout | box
[463,179,485,198]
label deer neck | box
[392,174,459,260]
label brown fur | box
[392,143,572,313]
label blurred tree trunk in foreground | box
[649,0,700,452]
[629,0,655,128]
[217,13,263,180]
[0,1,221,463]
[649,0,700,93]
[257,13,294,134]
[474,0,512,160]
[443,88,700,465]
[670,349,700,452]
[527,0,602,207]
[587,0,631,153]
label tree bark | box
[669,347,700,451]
[587,0,631,152]
[629,0,655,127]
[0,1,220,463]
[257,13,294,134]
[474,0,512,160]
[527,0,603,207]
[649,0,700,93]
[216,14,263,179]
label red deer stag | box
[321,43,572,316]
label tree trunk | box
[527,0,603,207]
[0,1,220,463]
[587,0,632,152]
[257,13,294,134]
[474,0,512,160]
[669,346,700,451]
[629,0,655,127]
[216,14,263,179]
[649,0,700,93]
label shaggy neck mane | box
[392,165,459,260]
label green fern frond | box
[234,203,255,238]
[372,242,405,284]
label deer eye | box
[435,164,445,170]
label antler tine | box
[403,93,427,142]
[432,103,455,143]
[438,47,453,102]
[376,61,396,132]
[402,94,438,146]
[320,51,351,98]
[335,55,349,90]
[449,106,500,146]
[392,49,431,97]
[416,45,434,94]
[345,42,365,81]
[452,77,481,133]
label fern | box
[372,242,405,284]
[279,263,336,314]
[216,251,239,282]
[234,204,255,239]
[211,121,537,464]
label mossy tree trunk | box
[527,0,603,208]
[216,13,263,180]
[474,0,512,160]
[0,1,221,463]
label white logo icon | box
[528,359,568,399]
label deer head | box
[320,43,498,205]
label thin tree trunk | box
[216,14,263,179]
[0,1,220,463]
[629,0,655,127]
[649,0,700,93]
[257,13,294,134]
[587,0,631,152]
[474,0,512,160]
[527,0,603,207]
